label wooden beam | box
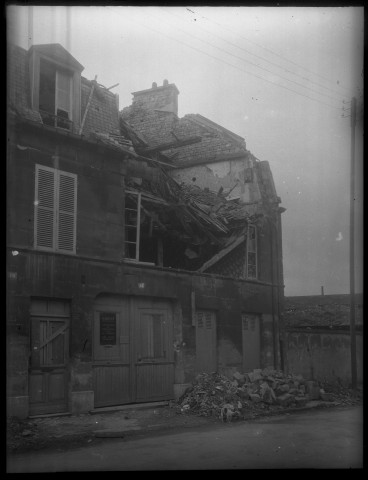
[139,136,202,153]
[198,234,246,272]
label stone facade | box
[7,45,284,418]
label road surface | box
[7,406,363,471]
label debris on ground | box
[175,369,362,421]
[6,370,362,453]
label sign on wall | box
[100,312,117,345]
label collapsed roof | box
[125,166,262,271]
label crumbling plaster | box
[172,158,262,203]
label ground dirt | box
[6,405,219,454]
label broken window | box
[39,59,73,130]
[246,224,257,279]
[124,191,141,261]
[124,175,261,274]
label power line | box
[185,7,352,95]
[155,8,343,103]
[160,6,347,101]
[107,7,342,111]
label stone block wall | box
[285,329,363,385]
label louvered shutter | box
[34,165,56,250]
[57,171,77,253]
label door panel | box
[29,373,45,403]
[93,365,130,407]
[48,371,68,401]
[136,364,174,401]
[196,310,217,373]
[242,313,261,372]
[29,299,70,415]
[135,306,174,402]
[93,308,131,407]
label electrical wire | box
[159,6,348,101]
[184,7,352,95]
[106,6,342,111]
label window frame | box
[55,69,73,125]
[29,47,82,132]
[124,190,142,261]
[246,224,258,279]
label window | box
[29,45,83,133]
[196,310,215,329]
[124,191,141,261]
[246,224,257,279]
[34,164,77,254]
[39,59,73,130]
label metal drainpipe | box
[267,216,278,370]
[274,212,283,371]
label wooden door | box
[29,299,70,415]
[93,303,131,407]
[242,313,261,372]
[195,310,217,373]
[134,301,174,402]
[93,296,174,407]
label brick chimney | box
[131,80,179,116]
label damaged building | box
[7,43,285,419]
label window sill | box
[123,259,156,266]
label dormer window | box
[29,44,84,134]
[39,59,73,130]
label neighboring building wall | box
[283,294,363,386]
[285,329,363,386]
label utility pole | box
[27,5,33,49]
[349,97,357,391]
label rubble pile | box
[177,368,359,421]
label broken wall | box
[171,156,263,203]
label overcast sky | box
[7,5,363,296]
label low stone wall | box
[285,329,363,386]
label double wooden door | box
[93,296,174,408]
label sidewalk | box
[7,395,362,455]
[7,402,218,454]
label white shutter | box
[57,171,77,253]
[34,165,56,250]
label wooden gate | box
[242,313,261,372]
[195,310,217,373]
[29,299,70,415]
[93,296,174,407]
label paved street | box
[7,406,363,471]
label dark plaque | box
[100,312,116,345]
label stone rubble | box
[176,368,361,421]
